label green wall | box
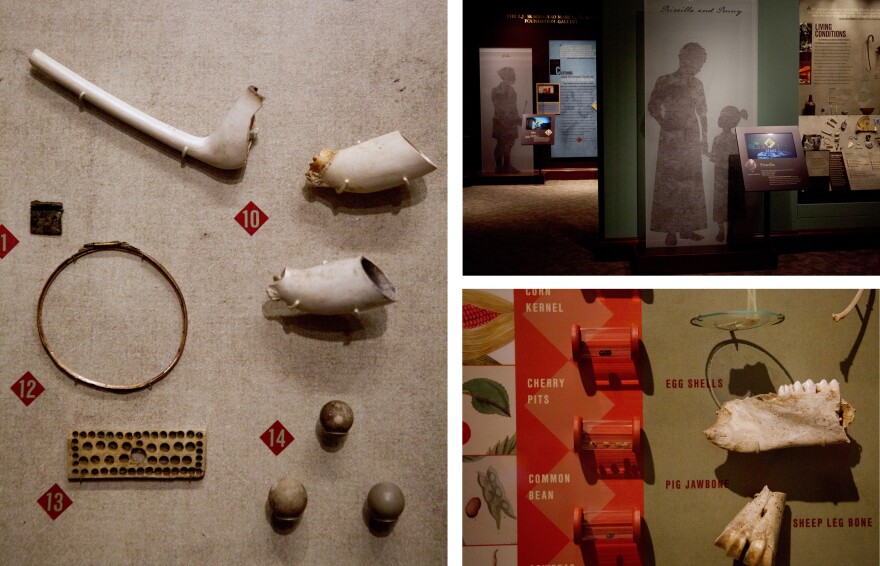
[601,0,880,240]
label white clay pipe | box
[266,257,397,315]
[29,49,264,170]
[306,131,437,193]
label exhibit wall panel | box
[479,48,535,174]
[643,0,758,248]
[602,0,880,241]
[601,0,642,240]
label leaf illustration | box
[463,354,500,366]
[463,378,511,417]
[463,434,516,462]
[488,434,516,455]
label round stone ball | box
[367,482,405,522]
[319,400,354,434]
[268,476,308,520]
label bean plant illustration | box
[478,466,516,530]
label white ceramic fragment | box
[306,131,437,193]
[704,379,854,452]
[29,49,263,169]
[714,486,786,566]
[266,257,397,316]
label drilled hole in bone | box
[116,432,123,439]
[160,443,170,452]
[187,431,194,438]
[196,432,203,439]
[90,455,100,464]
[148,456,157,464]
[125,432,133,439]
[134,432,141,438]
[97,431,104,438]
[96,441,105,449]
[185,442,195,451]
[91,469,98,475]
[169,431,177,439]
[147,443,156,452]
[108,441,117,449]
[131,448,147,464]
[82,442,92,450]
[151,431,158,438]
[136,440,143,447]
[119,454,129,463]
[110,468,117,475]
[122,442,132,451]
[160,431,167,438]
[170,456,180,465]
[88,431,95,438]
[174,442,183,451]
[182,456,192,464]
[72,431,79,438]
[159,456,169,465]
[105,456,114,464]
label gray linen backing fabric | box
[0,1,447,563]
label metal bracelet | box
[36,241,188,392]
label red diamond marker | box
[11,372,45,407]
[261,420,293,455]
[234,202,268,236]
[38,484,72,520]
[0,224,20,259]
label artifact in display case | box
[68,429,205,479]
[366,482,405,536]
[572,507,641,545]
[266,256,396,316]
[30,201,63,236]
[704,379,854,452]
[29,50,263,170]
[268,475,308,531]
[570,323,640,386]
[37,242,188,392]
[573,417,640,453]
[305,131,437,194]
[714,486,785,566]
[316,400,354,452]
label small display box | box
[573,508,641,545]
[570,324,641,386]
[573,417,641,454]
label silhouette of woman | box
[648,42,709,246]
[491,67,520,173]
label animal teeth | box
[778,380,840,396]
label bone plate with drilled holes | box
[68,429,206,480]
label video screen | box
[744,132,797,159]
[526,116,552,130]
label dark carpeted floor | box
[463,180,880,275]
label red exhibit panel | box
[514,290,644,566]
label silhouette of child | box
[709,106,748,242]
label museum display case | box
[462,289,879,565]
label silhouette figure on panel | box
[491,67,521,174]
[709,106,748,242]
[648,42,709,246]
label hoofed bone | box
[704,379,854,452]
[29,49,263,169]
[714,486,786,566]
[306,131,437,193]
